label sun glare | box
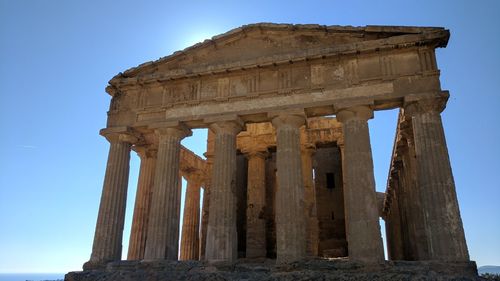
[181,30,219,49]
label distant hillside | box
[479,266,500,275]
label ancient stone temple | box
[66,23,479,280]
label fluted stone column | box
[127,145,157,260]
[337,139,348,245]
[144,126,192,260]
[336,106,384,263]
[205,121,243,261]
[271,114,307,264]
[395,140,417,260]
[393,162,413,260]
[405,96,469,261]
[400,130,430,260]
[385,178,404,261]
[84,130,136,269]
[244,150,268,258]
[301,145,319,256]
[200,129,214,260]
[391,174,405,261]
[180,173,203,260]
[199,160,212,260]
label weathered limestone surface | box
[67,259,480,281]
[405,95,469,261]
[234,119,345,260]
[180,173,203,260]
[105,24,448,127]
[127,145,157,260]
[336,106,384,263]
[235,154,249,258]
[144,127,191,260]
[265,153,278,259]
[272,114,307,264]
[314,145,347,258]
[391,160,414,260]
[244,150,268,258]
[199,129,214,260]
[205,121,242,261]
[84,131,136,269]
[384,177,404,261]
[399,133,429,260]
[301,146,319,257]
[76,23,476,281]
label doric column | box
[199,159,212,260]
[127,144,157,260]
[336,138,347,241]
[84,129,137,269]
[243,149,268,258]
[386,175,404,260]
[301,145,319,256]
[393,161,413,260]
[271,113,307,264]
[395,140,418,260]
[180,172,203,260]
[205,120,243,261]
[404,95,469,261]
[143,126,192,260]
[400,126,431,260]
[336,106,384,263]
[199,129,214,260]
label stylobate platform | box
[66,258,480,281]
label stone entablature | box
[105,24,448,128]
[237,117,343,154]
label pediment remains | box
[105,23,449,129]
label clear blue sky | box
[1,0,499,273]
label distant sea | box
[0,273,64,281]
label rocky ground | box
[65,258,482,281]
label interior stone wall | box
[313,145,347,257]
[265,151,277,259]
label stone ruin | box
[65,23,479,280]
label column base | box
[82,260,109,270]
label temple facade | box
[81,23,470,271]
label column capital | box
[243,149,269,160]
[399,121,414,145]
[154,124,192,139]
[403,92,449,116]
[209,120,244,135]
[271,114,306,129]
[336,105,373,123]
[100,127,139,144]
[241,143,269,159]
[133,144,158,159]
[183,171,205,187]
